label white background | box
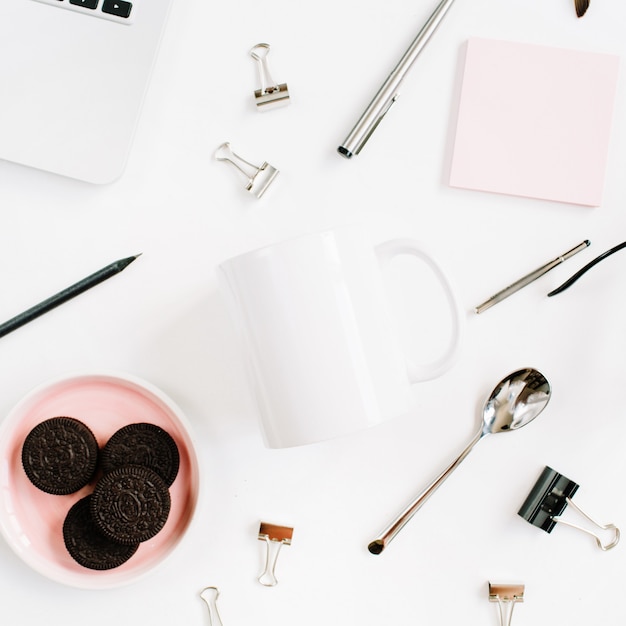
[1,0,626,624]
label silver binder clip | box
[215,142,279,198]
[250,43,290,110]
[489,583,524,626]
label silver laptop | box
[0,0,173,184]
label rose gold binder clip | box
[215,142,279,198]
[200,587,224,626]
[489,583,525,626]
[257,521,293,586]
[250,43,290,110]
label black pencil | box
[0,254,141,339]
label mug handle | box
[375,239,463,383]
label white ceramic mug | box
[218,227,462,448]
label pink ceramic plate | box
[0,372,200,589]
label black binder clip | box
[518,466,620,551]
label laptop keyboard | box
[31,0,136,24]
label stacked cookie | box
[21,418,179,570]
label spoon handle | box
[368,429,483,554]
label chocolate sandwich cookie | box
[21,416,99,495]
[63,495,139,570]
[90,465,171,545]
[100,422,180,486]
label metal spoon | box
[368,367,551,554]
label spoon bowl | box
[481,368,551,436]
[368,367,551,554]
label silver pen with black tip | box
[475,240,590,314]
[337,0,457,159]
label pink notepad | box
[449,38,620,207]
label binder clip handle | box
[553,497,620,551]
[215,142,256,180]
[250,43,278,93]
[200,587,224,626]
[258,535,283,587]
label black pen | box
[0,254,141,339]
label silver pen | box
[475,240,591,314]
[337,0,457,159]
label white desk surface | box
[1,0,626,624]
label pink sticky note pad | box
[449,38,620,207]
